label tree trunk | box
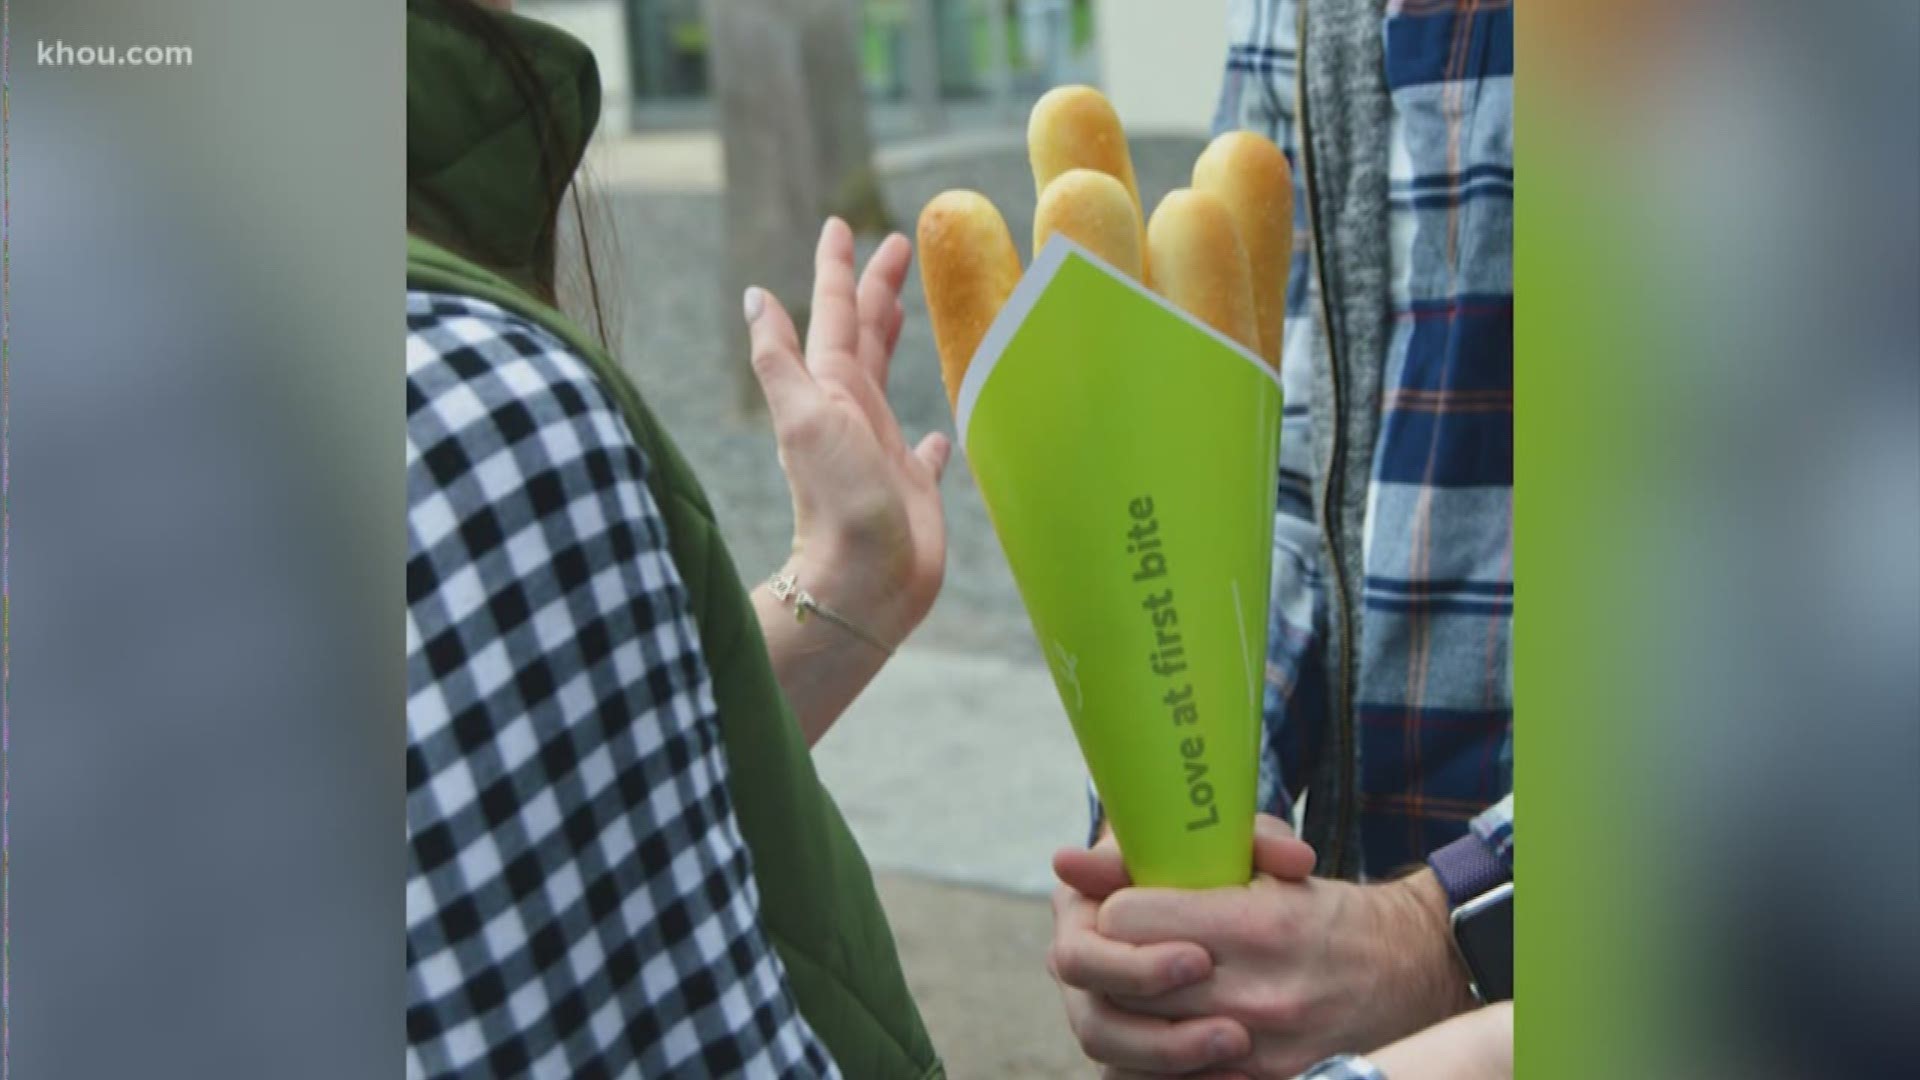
[705,0,909,413]
[795,0,893,232]
[902,0,945,135]
[703,0,821,415]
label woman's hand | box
[744,217,950,744]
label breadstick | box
[1191,131,1293,368]
[1145,188,1260,356]
[916,190,1024,407]
[1033,169,1145,280]
[1027,85,1142,214]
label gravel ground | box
[597,133,1209,660]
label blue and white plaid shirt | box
[1219,0,1514,890]
[1215,6,1520,1076]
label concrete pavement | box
[876,872,1090,1078]
[814,647,1095,1075]
[812,647,1088,897]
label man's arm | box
[1296,1002,1513,1080]
[1049,802,1508,1077]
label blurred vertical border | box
[1521,2,1920,1076]
[9,1,401,1075]
[1517,6,1665,1071]
[2,2,11,1076]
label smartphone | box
[1450,881,1514,1003]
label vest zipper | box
[1294,0,1360,880]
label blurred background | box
[517,2,1234,1072]
[528,0,1219,137]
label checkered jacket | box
[1218,0,1515,883]
[406,290,839,1077]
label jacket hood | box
[407,0,600,293]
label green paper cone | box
[956,237,1283,889]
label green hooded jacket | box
[407,4,942,1076]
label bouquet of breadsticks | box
[916,88,1292,889]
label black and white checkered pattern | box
[406,290,840,1078]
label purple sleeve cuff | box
[1426,830,1510,908]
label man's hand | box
[1048,817,1318,1077]
[1050,819,1474,1079]
[1099,865,1475,1077]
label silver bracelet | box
[765,571,895,656]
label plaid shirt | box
[1218,0,1515,881]
[405,291,839,1078]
